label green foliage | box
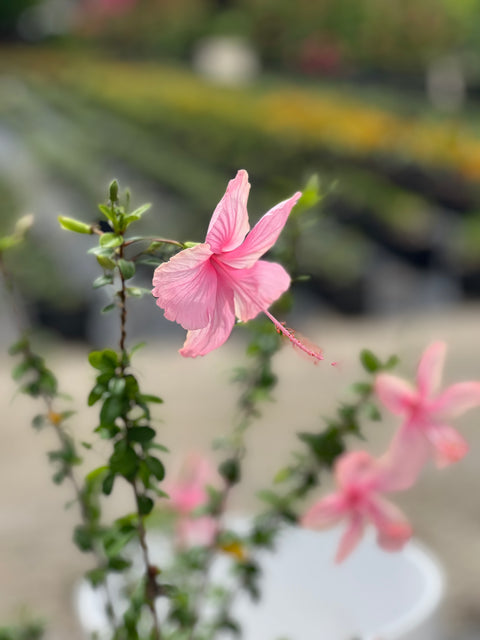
[58,216,93,235]
[0,620,44,640]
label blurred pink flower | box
[376,342,480,487]
[301,451,412,563]
[166,453,219,549]
[152,170,322,361]
[168,452,213,515]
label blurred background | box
[3,1,480,638]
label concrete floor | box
[2,305,480,639]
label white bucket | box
[74,524,444,640]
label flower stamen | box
[263,309,324,364]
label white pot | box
[74,524,444,640]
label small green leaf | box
[96,254,116,270]
[32,414,46,430]
[360,349,382,373]
[137,495,154,515]
[128,426,156,443]
[118,259,136,280]
[219,458,241,485]
[351,382,372,395]
[101,303,116,314]
[102,472,116,495]
[138,394,163,404]
[88,383,106,406]
[385,354,400,370]
[73,525,94,552]
[8,337,29,355]
[86,567,107,587]
[100,396,125,425]
[89,349,118,371]
[145,456,165,481]
[93,274,114,289]
[125,203,151,222]
[273,466,292,484]
[100,233,123,248]
[58,216,92,234]
[110,444,139,479]
[98,203,116,224]
[108,556,131,571]
[125,287,150,298]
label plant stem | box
[116,243,162,640]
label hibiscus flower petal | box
[152,244,216,330]
[375,374,417,416]
[335,515,365,564]
[377,425,431,491]
[219,192,302,269]
[367,496,412,552]
[206,170,251,253]
[301,494,346,530]
[416,341,446,399]
[431,382,480,420]
[426,423,469,467]
[179,280,235,357]
[335,450,378,489]
[221,260,291,322]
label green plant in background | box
[3,174,480,638]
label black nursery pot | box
[32,299,90,341]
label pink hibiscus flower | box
[152,170,323,360]
[376,341,480,488]
[301,450,412,563]
[166,453,219,548]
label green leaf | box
[124,203,151,224]
[130,342,146,357]
[86,567,107,587]
[98,203,117,224]
[32,414,46,430]
[8,336,29,355]
[351,382,373,395]
[219,458,241,485]
[360,349,382,373]
[101,303,116,314]
[96,254,116,270]
[100,396,126,425]
[73,525,94,552]
[294,174,322,214]
[118,259,136,280]
[128,426,156,444]
[125,286,150,298]
[108,377,126,396]
[93,274,114,289]
[88,383,106,406]
[273,466,292,484]
[138,394,163,404]
[145,456,165,481]
[110,444,139,479]
[298,430,344,467]
[89,349,118,371]
[137,495,154,515]
[100,233,123,248]
[385,354,400,370]
[58,216,92,234]
[108,556,132,571]
[102,472,116,495]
